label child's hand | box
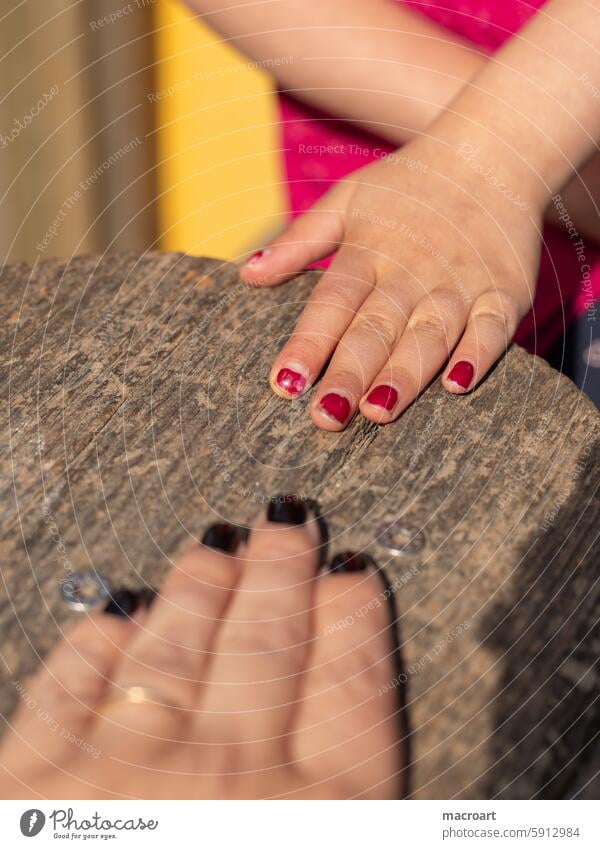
[240,138,542,429]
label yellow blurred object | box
[153,0,285,259]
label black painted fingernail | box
[305,497,329,566]
[202,523,240,553]
[329,551,369,573]
[138,588,156,609]
[266,494,307,525]
[104,588,140,617]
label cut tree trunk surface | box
[0,252,599,799]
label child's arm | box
[186,0,485,144]
[188,0,600,243]
[239,0,600,428]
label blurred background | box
[0,0,284,264]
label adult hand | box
[0,499,403,799]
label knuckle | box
[338,644,380,686]
[41,683,87,712]
[165,582,228,618]
[408,288,466,341]
[473,290,520,325]
[137,636,195,676]
[472,310,509,333]
[351,311,399,348]
[408,311,449,341]
[318,634,381,688]
[57,638,113,679]
[470,308,510,341]
[78,641,114,671]
[430,286,469,315]
[264,615,306,649]
[315,276,360,312]
[224,620,303,657]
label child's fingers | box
[359,286,469,423]
[308,286,413,430]
[238,182,353,288]
[442,289,522,393]
[269,251,374,400]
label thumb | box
[239,180,353,287]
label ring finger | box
[360,287,470,422]
[96,530,241,743]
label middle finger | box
[201,496,323,760]
[310,284,413,430]
[99,535,240,741]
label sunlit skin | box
[188,0,600,428]
[0,509,404,799]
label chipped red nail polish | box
[447,361,474,389]
[366,384,398,411]
[276,367,306,396]
[319,392,351,424]
[245,250,265,265]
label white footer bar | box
[1,800,599,848]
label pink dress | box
[278,0,600,354]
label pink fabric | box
[278,0,600,354]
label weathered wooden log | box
[0,252,598,799]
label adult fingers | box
[294,559,404,799]
[201,496,322,766]
[1,612,136,768]
[97,534,240,745]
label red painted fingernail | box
[276,367,306,396]
[245,249,266,265]
[319,393,351,424]
[447,361,474,389]
[366,384,398,411]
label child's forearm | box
[188,0,600,240]
[427,0,600,209]
[185,0,485,144]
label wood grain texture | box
[0,252,599,799]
